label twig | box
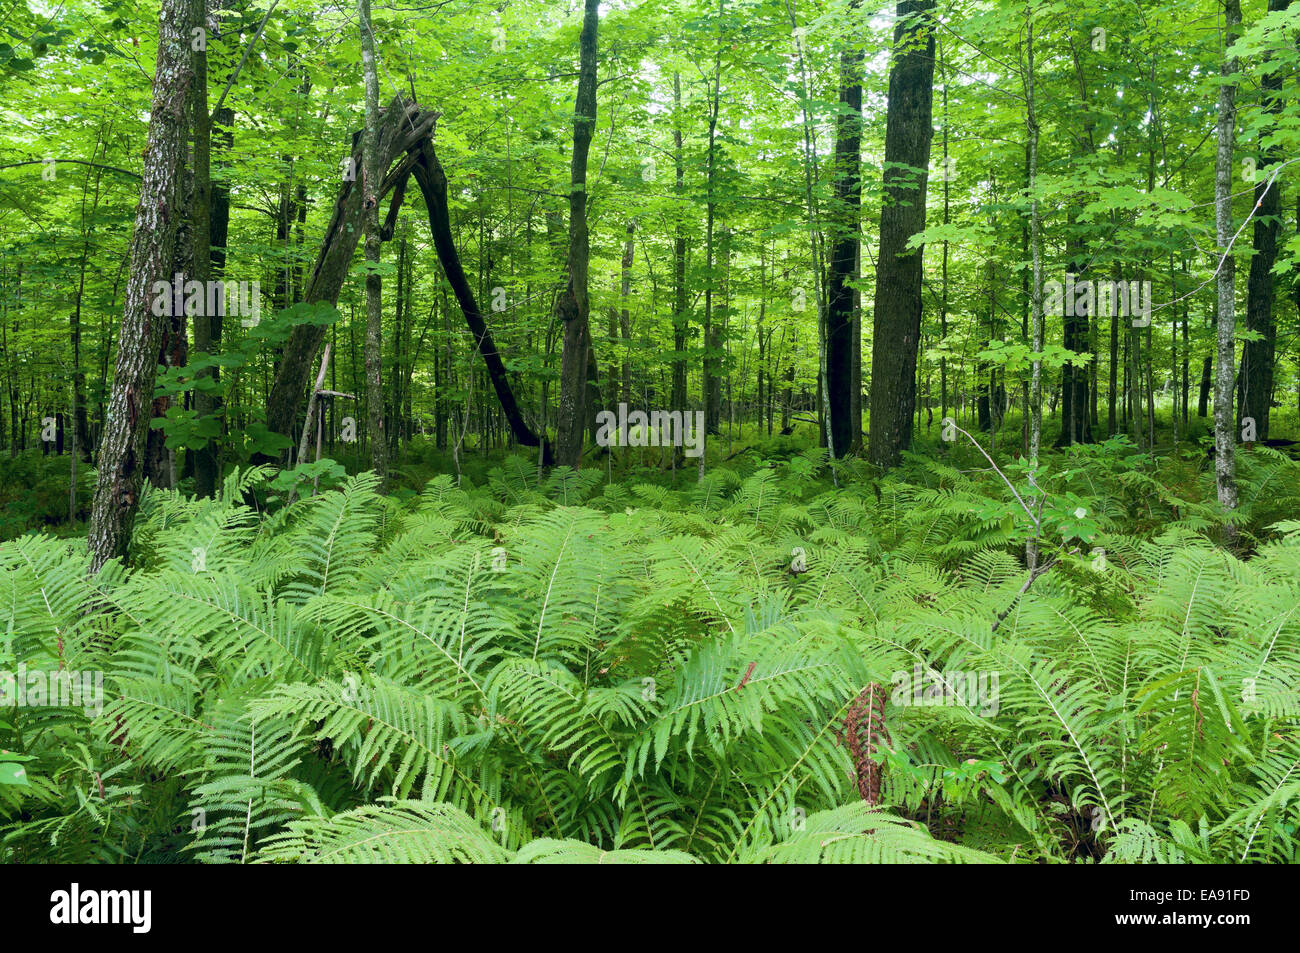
[991,554,1060,633]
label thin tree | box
[1024,4,1043,469]
[826,0,863,457]
[671,71,689,417]
[703,2,725,436]
[358,0,387,487]
[191,0,220,497]
[1213,0,1242,524]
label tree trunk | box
[553,0,600,469]
[358,0,387,487]
[411,141,545,455]
[88,0,196,571]
[1239,0,1289,441]
[671,72,688,417]
[261,97,435,454]
[620,221,634,404]
[826,4,863,458]
[191,0,219,497]
[1214,0,1241,520]
[1026,11,1043,468]
[1058,231,1093,445]
[868,0,936,470]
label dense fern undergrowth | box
[2,434,1299,863]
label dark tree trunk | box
[868,0,936,470]
[619,221,634,403]
[1198,354,1212,417]
[261,97,435,454]
[1239,0,1289,441]
[553,0,600,469]
[191,0,220,497]
[88,0,197,571]
[1058,234,1093,445]
[411,141,546,456]
[671,73,688,415]
[826,9,863,458]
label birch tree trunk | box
[1214,0,1241,522]
[87,0,196,572]
[358,0,387,488]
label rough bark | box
[1214,0,1241,518]
[1239,0,1289,441]
[88,0,196,571]
[358,0,387,487]
[553,0,600,469]
[868,0,936,470]
[261,97,435,453]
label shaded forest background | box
[0,0,1296,546]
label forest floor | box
[1,416,1298,862]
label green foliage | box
[1,443,1297,863]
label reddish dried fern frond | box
[840,682,890,807]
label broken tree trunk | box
[261,96,435,457]
[410,139,548,458]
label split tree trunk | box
[261,97,435,454]
[410,140,547,456]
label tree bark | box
[826,4,863,458]
[671,72,688,416]
[261,97,434,454]
[1214,0,1242,520]
[1026,10,1044,469]
[410,141,546,455]
[1239,0,1289,441]
[553,0,600,469]
[868,0,936,470]
[88,0,196,571]
[620,221,634,404]
[358,0,387,487]
[190,0,220,497]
